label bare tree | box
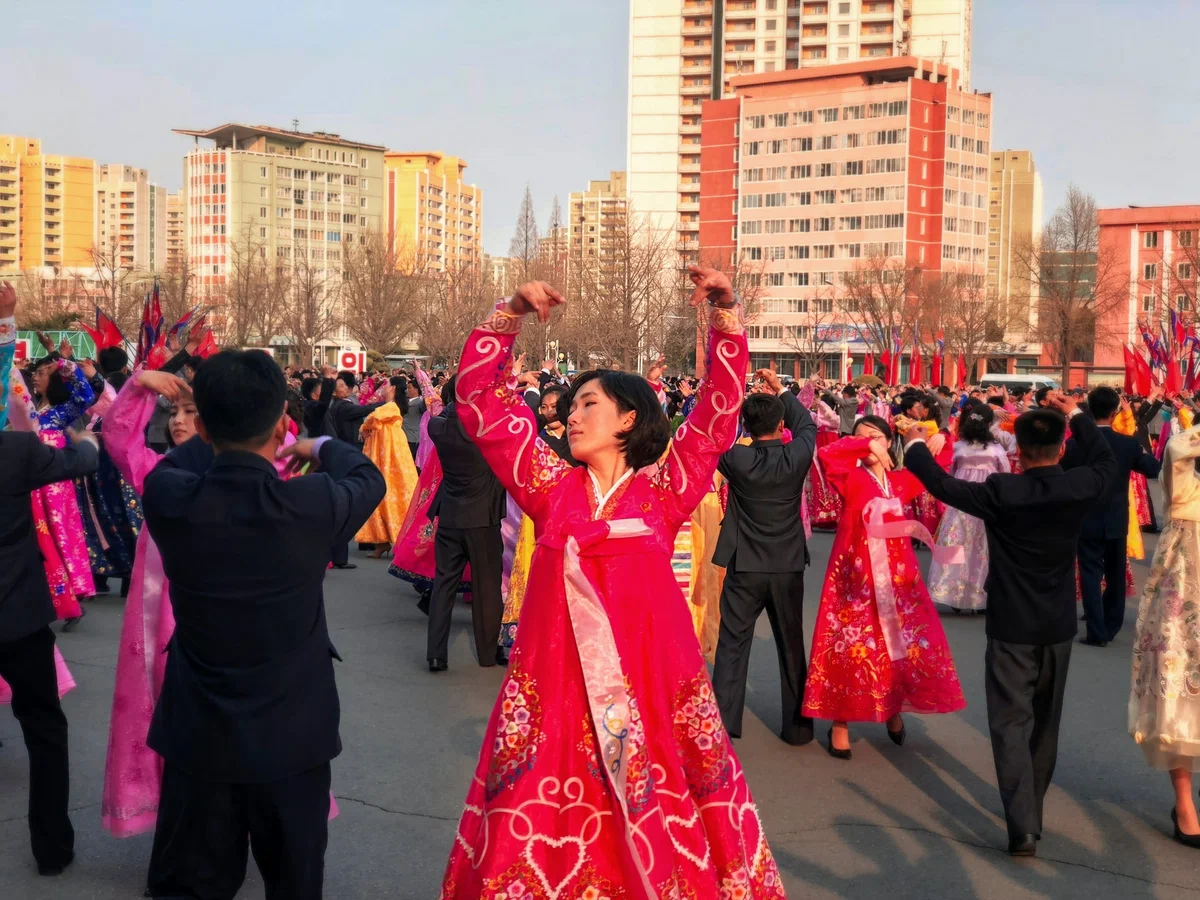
[1010,185,1128,385]
[415,260,499,367]
[280,255,339,366]
[88,241,146,337]
[12,270,92,331]
[509,184,541,285]
[778,286,840,377]
[222,222,285,347]
[841,253,924,358]
[341,231,427,354]
[155,256,200,332]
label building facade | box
[0,135,96,273]
[383,151,482,272]
[628,0,973,258]
[1095,205,1200,381]
[165,190,185,271]
[986,149,1041,315]
[700,57,996,375]
[173,123,386,343]
[95,164,168,273]
[568,172,629,265]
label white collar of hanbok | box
[588,467,635,520]
[858,461,891,497]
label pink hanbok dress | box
[439,307,786,899]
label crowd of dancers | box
[3,269,1200,897]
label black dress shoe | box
[1007,834,1037,857]
[416,591,431,616]
[332,563,357,570]
[61,607,86,632]
[37,851,74,876]
[495,647,509,667]
[428,658,448,673]
[1172,807,1200,848]
[825,727,852,761]
[1079,637,1109,648]
[887,719,907,746]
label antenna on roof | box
[292,118,300,132]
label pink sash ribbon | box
[862,497,963,662]
[541,517,658,898]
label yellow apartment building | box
[383,151,482,272]
[568,171,628,263]
[987,150,1043,320]
[0,136,96,273]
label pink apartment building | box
[700,57,1002,378]
[1091,205,1200,383]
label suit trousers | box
[712,570,813,745]
[427,524,503,665]
[147,761,331,900]
[330,542,349,567]
[984,637,1072,840]
[1077,536,1127,642]
[0,626,73,870]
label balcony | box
[787,27,800,37]
[679,162,701,174]
[679,202,700,213]
[682,40,712,55]
[678,219,700,232]
[679,239,700,251]
[680,82,712,95]
[681,23,712,36]
[802,32,828,44]
[680,178,701,191]
[725,22,756,33]
[725,1,757,16]
[862,25,894,38]
[683,1,713,13]
[861,3,895,20]
[680,120,703,134]
[682,61,712,75]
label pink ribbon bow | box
[862,497,963,662]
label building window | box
[838,1,850,12]
[1144,231,1159,249]
[1144,263,1158,280]
[838,24,850,36]
[260,166,267,177]
[838,47,849,59]
[1143,295,1155,312]
[260,227,267,238]
[920,190,927,208]
[260,207,267,217]
[1179,230,1196,248]
[1178,295,1190,311]
[1180,263,1194,280]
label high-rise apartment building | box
[700,58,995,375]
[568,172,629,264]
[95,163,168,273]
[173,123,386,339]
[383,152,482,272]
[484,254,514,293]
[165,190,185,271]
[986,150,1042,312]
[628,0,972,257]
[0,135,96,273]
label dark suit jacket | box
[427,402,506,529]
[1063,425,1161,540]
[904,413,1116,645]
[324,396,385,444]
[142,437,385,782]
[0,434,98,644]
[303,377,335,437]
[1134,400,1164,454]
[714,391,817,573]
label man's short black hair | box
[563,370,671,470]
[842,385,857,397]
[336,370,357,390]
[97,346,128,375]
[987,395,1005,408]
[741,393,785,439]
[936,385,951,397]
[1087,385,1120,421]
[1034,386,1052,406]
[301,376,320,400]
[1015,409,1067,464]
[193,350,286,448]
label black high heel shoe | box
[887,717,906,746]
[825,727,852,761]
[1172,808,1200,848]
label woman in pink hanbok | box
[100,369,302,837]
[440,270,786,899]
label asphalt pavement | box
[3,529,1200,899]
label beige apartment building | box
[628,0,973,257]
[165,190,185,270]
[568,171,629,263]
[383,151,482,272]
[173,123,386,346]
[986,150,1042,318]
[95,164,168,273]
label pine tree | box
[509,184,540,283]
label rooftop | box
[1098,205,1200,227]
[731,56,965,94]
[172,123,386,152]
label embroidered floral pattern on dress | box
[486,664,546,799]
[478,859,627,900]
[672,671,732,799]
[619,681,655,816]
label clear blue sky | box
[4,1,1196,257]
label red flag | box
[1166,354,1182,394]
[1122,345,1136,394]
[194,328,219,359]
[909,345,922,385]
[879,350,891,383]
[930,354,942,387]
[1187,343,1199,392]
[846,362,853,382]
[956,354,967,390]
[77,306,126,352]
[863,352,875,377]
[1133,351,1153,396]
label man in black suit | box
[711,368,817,746]
[902,394,1115,857]
[1063,386,1161,646]
[322,370,387,569]
[425,376,507,672]
[0,283,97,876]
[141,350,385,900]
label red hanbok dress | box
[440,308,786,899]
[802,437,966,723]
[807,400,843,530]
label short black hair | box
[842,385,858,397]
[97,346,128,375]
[1034,386,1053,407]
[563,370,671,470]
[193,349,286,448]
[301,376,321,400]
[337,370,357,390]
[1088,386,1120,421]
[1015,409,1067,464]
[936,386,951,397]
[741,393,785,439]
[441,374,457,407]
[987,396,1005,408]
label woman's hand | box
[0,280,16,318]
[508,282,565,323]
[137,369,190,402]
[927,432,947,457]
[646,355,667,383]
[79,358,97,380]
[686,266,735,309]
[868,436,893,471]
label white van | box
[977,373,1061,393]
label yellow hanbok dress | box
[355,401,420,545]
